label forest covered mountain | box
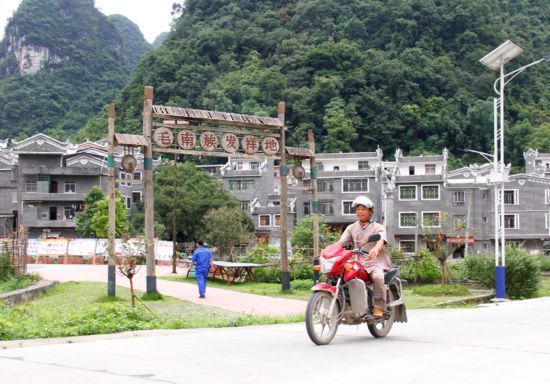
[0,0,150,139]
[108,14,152,70]
[104,0,549,168]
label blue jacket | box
[192,246,213,271]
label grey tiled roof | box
[316,152,378,159]
[398,156,444,163]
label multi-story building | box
[11,133,145,238]
[0,140,18,237]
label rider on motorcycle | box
[336,195,390,317]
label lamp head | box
[480,40,523,70]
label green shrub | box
[240,243,281,283]
[401,250,441,283]
[290,279,313,291]
[463,246,541,299]
[413,284,470,297]
[505,245,541,299]
[463,255,495,287]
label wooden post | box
[107,103,116,296]
[143,86,157,294]
[172,153,177,274]
[308,130,320,283]
[278,101,290,291]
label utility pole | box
[172,153,177,274]
[107,103,116,297]
[278,101,290,291]
[309,130,320,284]
[143,86,157,294]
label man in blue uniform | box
[190,240,213,298]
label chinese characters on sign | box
[221,133,239,153]
[153,127,173,148]
[177,130,196,150]
[153,128,280,156]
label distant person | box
[190,240,213,299]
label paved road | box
[1,297,549,384]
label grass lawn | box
[0,274,40,294]
[160,275,478,309]
[535,276,550,297]
[0,281,302,341]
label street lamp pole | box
[480,40,549,299]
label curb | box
[435,291,495,307]
[0,280,57,306]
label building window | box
[503,190,518,205]
[342,201,354,215]
[125,196,132,209]
[259,214,271,227]
[483,216,488,224]
[229,179,255,191]
[64,181,76,193]
[10,168,18,181]
[504,214,518,229]
[453,215,466,230]
[232,162,244,170]
[333,166,340,171]
[399,240,416,254]
[303,202,311,215]
[317,179,334,193]
[425,164,436,175]
[409,166,415,175]
[422,212,441,228]
[422,185,439,200]
[358,161,370,170]
[133,172,142,180]
[399,212,417,228]
[240,200,250,212]
[399,185,417,200]
[319,200,335,215]
[343,178,369,193]
[64,207,76,220]
[274,214,281,227]
[250,162,259,170]
[315,162,324,171]
[452,190,465,205]
[132,192,142,204]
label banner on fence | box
[37,238,69,257]
[27,239,40,256]
[68,238,97,257]
[155,240,173,261]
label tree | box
[75,186,104,237]
[115,236,147,308]
[91,190,129,238]
[321,97,357,152]
[153,160,242,242]
[203,206,254,261]
[291,215,339,258]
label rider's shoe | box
[373,306,384,317]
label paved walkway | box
[27,264,307,317]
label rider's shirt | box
[338,221,391,272]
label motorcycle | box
[306,234,407,345]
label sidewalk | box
[27,264,307,317]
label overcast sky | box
[0,0,176,43]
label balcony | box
[22,192,86,202]
[22,166,105,176]
[23,218,77,228]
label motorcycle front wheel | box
[368,289,395,338]
[305,291,341,345]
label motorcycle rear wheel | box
[368,290,395,338]
[305,291,341,345]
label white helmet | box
[352,195,374,209]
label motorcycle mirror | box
[367,233,381,243]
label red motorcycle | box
[306,234,407,345]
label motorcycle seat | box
[384,268,400,284]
